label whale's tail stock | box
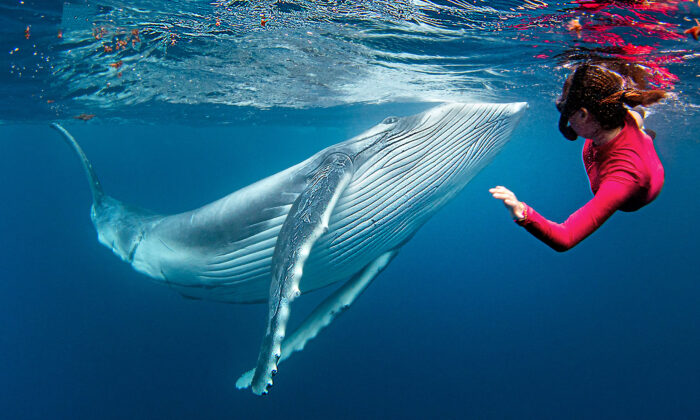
[50,123,157,264]
[50,123,105,205]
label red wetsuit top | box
[517,112,664,251]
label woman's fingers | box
[490,186,514,196]
[490,185,524,220]
[491,189,515,201]
[492,192,518,210]
[492,193,512,201]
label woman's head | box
[556,63,668,140]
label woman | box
[490,63,668,251]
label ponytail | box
[601,89,667,107]
[621,89,667,107]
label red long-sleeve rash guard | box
[517,112,664,252]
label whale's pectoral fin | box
[250,153,354,396]
[237,249,398,390]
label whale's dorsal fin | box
[250,152,354,395]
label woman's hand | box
[489,186,526,221]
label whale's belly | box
[129,212,395,304]
[128,167,438,304]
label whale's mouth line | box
[355,104,468,160]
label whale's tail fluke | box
[50,123,105,206]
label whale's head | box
[346,102,527,201]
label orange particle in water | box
[566,18,582,37]
[25,25,30,39]
[46,99,55,104]
[216,18,221,26]
[170,34,177,45]
[686,19,700,41]
[109,60,123,69]
[686,26,700,40]
[104,44,113,53]
[57,30,63,39]
[73,114,95,121]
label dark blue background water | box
[1,101,699,419]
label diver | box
[490,63,668,251]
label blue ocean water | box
[2,1,700,419]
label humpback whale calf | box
[51,102,526,395]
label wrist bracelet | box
[518,203,528,222]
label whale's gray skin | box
[51,101,526,395]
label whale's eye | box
[382,117,398,125]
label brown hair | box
[600,89,668,108]
[559,63,668,130]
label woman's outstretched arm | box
[490,182,638,252]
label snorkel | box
[557,104,578,141]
